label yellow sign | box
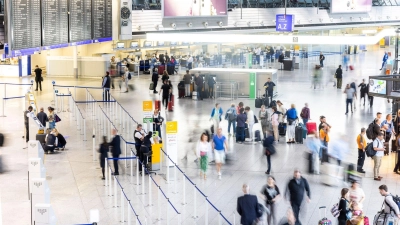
[379,38,385,46]
[166,121,178,134]
[142,101,153,112]
[294,45,300,50]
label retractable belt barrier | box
[0,82,33,117]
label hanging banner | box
[166,121,178,166]
[276,14,295,32]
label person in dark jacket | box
[36,107,48,128]
[236,108,247,144]
[53,128,67,150]
[195,73,203,100]
[335,65,343,89]
[338,188,350,225]
[44,129,56,154]
[99,136,109,180]
[34,65,43,91]
[237,184,261,225]
[285,169,311,225]
[152,109,164,139]
[161,70,169,83]
[102,71,111,101]
[278,53,285,70]
[358,79,367,106]
[109,129,121,175]
[152,69,159,94]
[208,76,216,98]
[263,130,275,174]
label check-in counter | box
[190,68,278,99]
[0,65,20,77]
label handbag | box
[288,119,294,125]
[40,77,43,82]
[54,114,61,123]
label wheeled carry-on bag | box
[318,206,332,225]
[295,124,304,144]
[255,90,268,108]
[306,122,317,134]
[374,211,395,225]
[279,122,287,136]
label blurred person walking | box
[212,128,228,179]
[245,106,255,141]
[338,188,350,225]
[36,107,48,128]
[319,52,325,68]
[123,67,130,92]
[358,79,368,106]
[356,128,367,173]
[109,129,121,175]
[210,103,223,132]
[259,105,269,138]
[196,132,212,180]
[312,65,322,89]
[263,130,275,174]
[286,104,298,144]
[343,52,349,71]
[47,107,56,129]
[260,176,281,225]
[159,80,170,110]
[285,169,311,225]
[152,68,159,94]
[237,184,262,225]
[335,65,343,89]
[24,106,34,144]
[306,131,321,174]
[99,136,109,180]
[225,103,237,137]
[278,208,296,225]
[328,136,349,166]
[379,51,389,70]
[183,70,191,97]
[344,83,356,114]
[299,103,310,125]
[236,108,247,144]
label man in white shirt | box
[373,132,385,181]
[378,184,400,220]
[187,55,193,70]
[123,67,130,93]
[24,106,34,144]
[245,106,255,141]
[255,47,261,65]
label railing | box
[0,82,33,117]
[68,95,87,141]
[214,82,238,101]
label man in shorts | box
[212,128,228,179]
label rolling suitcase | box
[299,123,307,139]
[168,101,173,112]
[349,65,354,70]
[392,139,397,152]
[295,124,304,144]
[155,99,161,110]
[278,123,286,136]
[307,152,314,174]
[306,122,317,134]
[318,206,332,225]
[178,88,185,98]
[170,94,175,106]
[255,90,267,108]
[255,130,261,142]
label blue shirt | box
[213,134,226,151]
[286,108,297,120]
[381,120,393,133]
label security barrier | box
[0,82,33,117]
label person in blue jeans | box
[225,103,237,137]
[344,84,356,115]
[236,108,247,144]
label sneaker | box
[228,133,232,137]
[374,177,381,181]
[101,177,105,180]
[218,172,221,176]
[194,158,199,163]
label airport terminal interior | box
[1,0,400,225]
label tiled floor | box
[0,46,398,225]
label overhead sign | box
[276,14,295,32]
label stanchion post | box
[136,158,139,193]
[130,148,133,176]
[109,166,112,196]
[157,186,161,221]
[121,188,124,222]
[178,213,181,225]
[174,164,177,194]
[124,143,127,168]
[218,212,222,225]
[105,159,108,186]
[114,176,117,207]
[167,199,169,225]
[166,158,170,184]
[83,118,86,141]
[182,173,186,205]
[192,186,197,219]
[127,200,131,225]
[141,162,145,195]
[233,212,236,225]
[93,127,96,161]
[205,198,208,225]
[148,174,152,206]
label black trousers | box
[103,89,110,101]
[338,218,347,225]
[368,96,374,107]
[153,81,158,93]
[197,86,203,100]
[208,85,214,98]
[266,154,271,173]
[113,154,119,173]
[35,81,42,91]
[25,123,29,142]
[394,151,400,172]
[162,96,169,109]
[267,91,273,102]
[291,203,302,225]
[357,149,365,171]
[360,93,366,105]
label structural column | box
[73,45,78,79]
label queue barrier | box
[0,82,33,117]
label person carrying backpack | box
[225,103,237,137]
[300,103,310,125]
[378,185,400,219]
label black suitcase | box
[245,128,250,139]
[321,148,329,163]
[255,130,261,142]
[36,134,46,144]
[307,152,314,174]
[278,123,286,136]
[295,125,303,144]
[255,98,263,108]
[392,139,397,152]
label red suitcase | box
[155,100,161,110]
[168,101,173,111]
[170,94,174,106]
[306,122,317,134]
[349,65,354,70]
[158,65,165,75]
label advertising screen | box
[369,79,386,95]
[143,41,152,47]
[331,0,372,13]
[130,41,139,48]
[163,0,227,17]
[116,42,125,48]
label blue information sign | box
[276,14,295,32]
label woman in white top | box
[271,106,280,142]
[349,180,365,209]
[196,133,212,180]
[123,67,130,93]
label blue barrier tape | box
[0,83,32,86]
[53,84,103,89]
[195,186,207,198]
[55,94,72,97]
[3,96,25,100]
[75,100,116,103]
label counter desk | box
[190,68,278,99]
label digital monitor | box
[143,41,152,47]
[170,42,177,46]
[157,41,165,46]
[116,42,125,49]
[163,0,227,17]
[369,79,386,95]
[331,0,372,13]
[130,41,139,48]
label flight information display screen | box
[92,0,113,41]
[69,0,92,43]
[42,0,69,48]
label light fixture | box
[233,21,237,27]
[187,22,193,28]
[297,20,301,24]
[146,28,397,45]
[137,25,141,30]
[309,19,312,23]
[330,18,333,22]
[319,18,323,22]
[218,21,223,27]
[203,22,208,28]
[272,20,276,23]
[247,21,251,26]
[260,21,264,26]
[349,17,353,21]
[387,16,391,20]
[378,16,382,20]
[340,17,343,21]
[171,23,176,29]
[155,24,159,30]
[359,17,363,21]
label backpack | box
[366,122,376,140]
[385,195,400,214]
[270,100,277,108]
[227,110,237,122]
[128,72,132,80]
[365,142,376,157]
[330,203,340,218]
